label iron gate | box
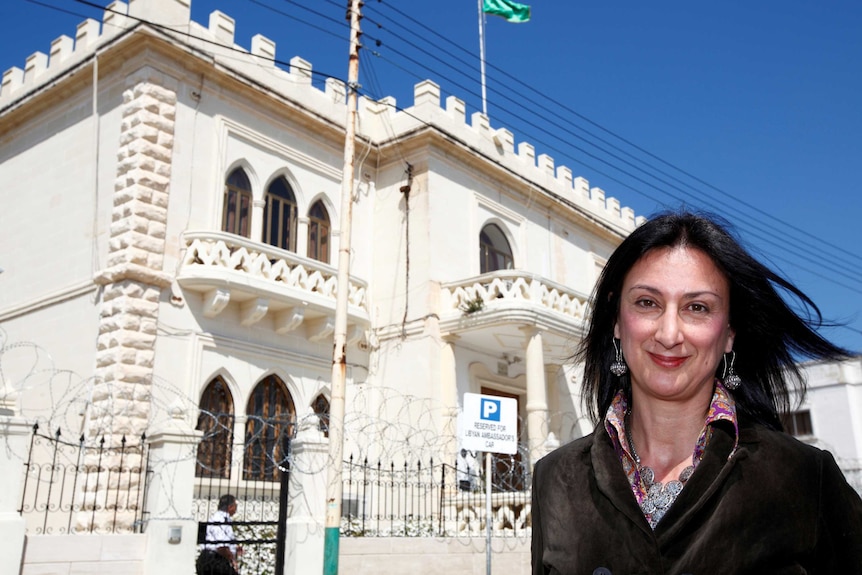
[196,468,289,574]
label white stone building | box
[7,3,857,575]
[794,358,862,490]
[0,0,641,573]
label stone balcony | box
[177,231,370,343]
[439,271,591,357]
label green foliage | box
[459,296,485,315]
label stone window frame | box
[223,168,253,238]
[243,375,296,481]
[264,176,299,252]
[312,393,330,438]
[781,409,814,437]
[195,376,235,479]
[479,222,514,273]
[307,200,331,264]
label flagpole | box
[477,0,488,116]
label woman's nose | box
[654,311,683,347]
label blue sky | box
[2,0,861,353]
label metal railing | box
[340,454,531,538]
[17,423,149,534]
[193,440,290,575]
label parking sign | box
[458,393,518,454]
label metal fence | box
[193,441,290,575]
[17,423,149,534]
[340,454,531,538]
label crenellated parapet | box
[0,1,132,106]
[0,0,347,121]
[359,79,643,233]
[0,0,642,231]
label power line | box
[17,0,862,339]
[370,0,862,268]
[361,1,862,289]
[353,18,862,287]
[36,0,862,294]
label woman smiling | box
[531,212,862,574]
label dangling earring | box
[722,351,742,390]
[610,338,628,377]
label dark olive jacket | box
[531,419,862,575]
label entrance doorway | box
[480,387,526,491]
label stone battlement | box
[0,0,642,231]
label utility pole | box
[323,1,361,574]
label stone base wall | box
[21,534,147,575]
[19,534,528,575]
[340,537,531,575]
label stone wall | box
[22,534,147,575]
[340,537,531,575]
[84,76,176,532]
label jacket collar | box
[590,418,744,540]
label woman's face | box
[614,246,735,405]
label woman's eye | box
[688,303,708,313]
[635,298,655,308]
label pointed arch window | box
[307,200,331,264]
[312,394,330,438]
[223,168,252,238]
[195,377,235,479]
[244,375,296,481]
[480,223,514,273]
[264,177,298,252]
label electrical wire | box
[370,0,862,267]
[18,0,862,334]
[362,2,862,284]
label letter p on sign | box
[480,398,501,421]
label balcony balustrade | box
[440,270,590,325]
[176,231,369,339]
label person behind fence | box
[457,448,477,491]
[197,494,243,575]
[531,211,862,574]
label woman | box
[531,212,862,574]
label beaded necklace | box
[625,415,695,529]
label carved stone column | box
[441,334,460,460]
[521,326,549,467]
[251,198,266,242]
[296,216,310,257]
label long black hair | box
[578,211,850,430]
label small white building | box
[794,357,862,491]
[0,0,640,573]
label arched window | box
[244,375,295,481]
[223,168,252,238]
[307,200,331,264]
[312,394,330,438]
[479,223,514,273]
[264,177,298,252]
[195,377,235,478]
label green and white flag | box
[482,0,531,23]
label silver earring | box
[723,351,742,390]
[610,338,628,377]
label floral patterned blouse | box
[604,381,739,528]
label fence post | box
[0,395,29,575]
[142,405,202,575]
[285,418,328,575]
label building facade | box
[0,0,640,572]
